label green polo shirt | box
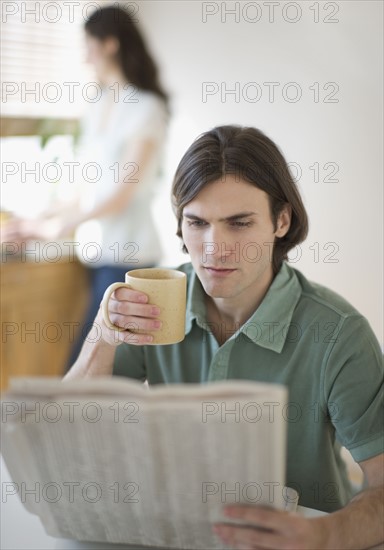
[113,262,384,512]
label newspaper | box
[1,377,294,549]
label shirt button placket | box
[208,342,232,382]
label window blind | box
[1,0,96,118]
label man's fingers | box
[216,507,316,550]
[109,313,162,332]
[213,523,283,549]
[100,288,161,347]
[122,332,153,345]
[99,318,154,347]
[223,505,293,531]
[105,329,153,346]
[109,296,160,318]
[113,287,148,304]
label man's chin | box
[199,278,235,300]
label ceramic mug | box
[101,268,187,345]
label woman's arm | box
[2,138,158,242]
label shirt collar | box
[239,262,302,352]
[185,262,302,353]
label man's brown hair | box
[171,125,309,274]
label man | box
[66,126,383,549]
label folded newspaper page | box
[1,377,292,549]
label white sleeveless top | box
[75,86,167,268]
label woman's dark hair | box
[85,6,169,105]
[172,125,309,275]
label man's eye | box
[188,220,207,227]
[230,221,253,228]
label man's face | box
[181,175,290,302]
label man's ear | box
[275,204,292,238]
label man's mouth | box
[203,266,237,275]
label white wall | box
[135,0,383,342]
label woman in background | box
[6,5,169,367]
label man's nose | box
[202,227,239,263]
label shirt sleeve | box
[322,314,384,462]
[113,343,147,381]
[128,93,168,144]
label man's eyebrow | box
[183,211,258,222]
[221,211,258,222]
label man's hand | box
[213,454,384,550]
[64,288,162,380]
[101,286,162,346]
[213,505,327,550]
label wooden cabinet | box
[1,259,89,390]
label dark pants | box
[65,264,153,372]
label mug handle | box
[100,282,132,332]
